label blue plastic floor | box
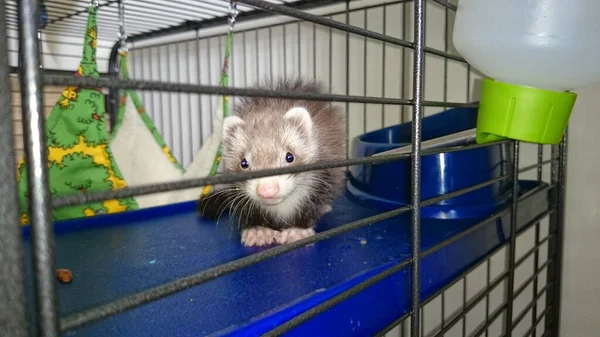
[22,180,550,337]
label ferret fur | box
[197,77,346,247]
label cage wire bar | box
[11,0,568,336]
[0,0,29,335]
[18,0,60,336]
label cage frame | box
[3,0,567,336]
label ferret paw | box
[241,226,281,247]
[319,205,333,216]
[277,227,316,245]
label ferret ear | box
[222,115,245,139]
[284,107,313,136]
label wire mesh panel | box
[8,0,567,336]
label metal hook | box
[228,0,239,31]
[117,0,128,52]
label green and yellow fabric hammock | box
[17,5,138,224]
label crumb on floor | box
[56,268,72,284]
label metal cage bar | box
[410,0,425,336]
[0,0,29,335]
[18,0,59,336]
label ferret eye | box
[285,152,295,163]
[240,158,249,169]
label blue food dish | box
[347,106,514,219]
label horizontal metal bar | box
[434,270,509,337]
[59,156,543,331]
[373,128,476,157]
[515,234,552,269]
[51,133,505,208]
[51,136,549,211]
[519,160,552,175]
[430,0,457,11]
[236,0,466,62]
[126,0,344,43]
[41,75,474,107]
[263,258,412,336]
[513,259,551,300]
[522,305,553,337]
[512,282,553,330]
[129,0,415,52]
[51,153,410,208]
[9,67,110,78]
[472,303,507,337]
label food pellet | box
[55,269,72,284]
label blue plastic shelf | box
[22,180,550,337]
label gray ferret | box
[197,77,347,247]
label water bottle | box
[452,0,600,144]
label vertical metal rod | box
[443,4,448,111]
[531,144,544,337]
[441,292,446,330]
[466,64,471,102]
[176,42,184,164]
[547,132,567,337]
[505,140,521,337]
[146,48,154,124]
[19,0,59,336]
[410,0,425,336]
[362,9,367,133]
[344,0,350,158]
[186,41,193,162]
[381,5,386,128]
[107,42,121,130]
[254,29,259,80]
[328,20,333,110]
[297,22,301,75]
[400,1,406,123]
[269,27,273,82]
[312,23,316,80]
[230,36,235,114]
[537,145,544,181]
[195,30,204,146]
[243,30,248,86]
[532,220,540,337]
[166,45,174,157]
[283,24,287,78]
[483,258,490,337]
[219,35,224,130]
[207,37,213,126]
[462,277,468,337]
[0,0,28,335]
[157,47,165,136]
[401,318,406,337]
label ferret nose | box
[256,182,280,199]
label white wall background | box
[8,0,596,336]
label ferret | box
[197,77,346,247]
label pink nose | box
[256,182,280,199]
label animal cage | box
[2,0,567,337]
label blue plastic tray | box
[22,180,550,337]
[347,107,514,218]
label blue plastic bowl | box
[346,106,514,219]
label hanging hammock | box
[109,49,186,208]
[17,3,138,224]
[110,1,238,207]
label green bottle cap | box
[476,78,577,145]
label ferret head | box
[221,106,318,212]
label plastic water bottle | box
[452,0,600,144]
